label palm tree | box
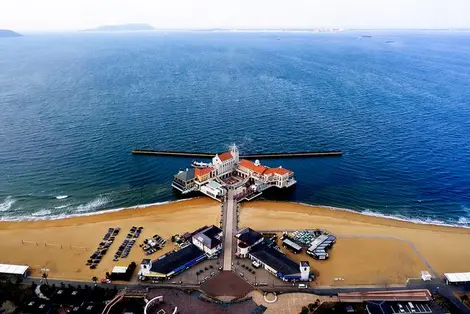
[92,276,98,286]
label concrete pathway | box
[223,190,236,271]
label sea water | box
[0,31,469,226]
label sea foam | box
[297,202,470,229]
[0,196,16,212]
[32,209,52,216]
[0,198,195,221]
[76,197,110,212]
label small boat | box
[191,161,212,168]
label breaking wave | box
[0,198,195,221]
[297,202,470,229]
[54,204,69,209]
[55,195,69,200]
[76,197,110,212]
[0,196,16,212]
[32,209,52,216]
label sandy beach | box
[241,201,470,285]
[0,198,469,286]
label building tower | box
[300,261,310,281]
[230,144,240,163]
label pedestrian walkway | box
[223,190,236,270]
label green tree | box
[300,306,309,314]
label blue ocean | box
[1,31,470,226]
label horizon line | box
[13,27,470,34]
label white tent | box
[444,272,470,284]
[0,264,29,276]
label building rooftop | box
[195,167,213,177]
[235,227,264,246]
[207,180,223,190]
[218,151,233,162]
[150,244,205,275]
[300,261,310,267]
[444,272,470,283]
[264,167,293,176]
[283,238,302,251]
[250,242,300,277]
[175,168,195,182]
[193,225,223,249]
[307,234,336,257]
[111,266,128,274]
[0,263,29,275]
[238,159,267,174]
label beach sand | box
[241,201,470,285]
[0,198,221,281]
[0,198,469,286]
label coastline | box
[1,196,468,229]
[1,198,469,284]
[0,198,197,222]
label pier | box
[131,149,342,159]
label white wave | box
[0,196,16,212]
[458,217,470,224]
[55,195,69,200]
[32,209,52,216]
[54,205,69,209]
[0,197,198,222]
[76,197,110,212]
[296,202,470,229]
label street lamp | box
[40,268,50,286]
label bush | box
[300,306,309,314]
[308,303,315,311]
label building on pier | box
[172,144,296,201]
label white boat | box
[191,161,212,168]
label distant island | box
[0,29,23,38]
[83,23,155,32]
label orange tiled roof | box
[195,167,214,177]
[264,167,293,176]
[218,151,233,162]
[238,159,267,174]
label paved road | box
[222,190,236,271]
[24,277,470,313]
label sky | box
[0,0,469,31]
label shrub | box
[308,303,315,311]
[300,306,309,314]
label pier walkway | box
[222,190,237,271]
[131,149,342,159]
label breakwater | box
[131,149,342,159]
